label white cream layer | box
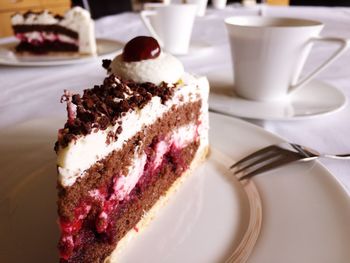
[113,153,147,201]
[12,7,96,54]
[57,73,209,188]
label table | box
[1,5,350,191]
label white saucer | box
[208,71,347,121]
[0,38,123,67]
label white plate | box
[0,38,123,66]
[0,113,350,262]
[208,70,347,121]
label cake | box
[55,36,209,262]
[11,7,96,55]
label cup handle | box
[140,10,164,47]
[289,37,349,94]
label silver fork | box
[231,142,350,181]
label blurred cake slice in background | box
[11,7,96,55]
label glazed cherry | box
[122,36,161,62]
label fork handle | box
[322,154,350,160]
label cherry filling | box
[58,134,198,262]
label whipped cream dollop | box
[108,36,184,85]
[110,52,184,85]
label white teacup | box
[225,16,349,101]
[140,4,197,55]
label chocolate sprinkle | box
[102,59,111,70]
[56,75,175,149]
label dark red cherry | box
[122,36,161,62]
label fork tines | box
[231,145,302,181]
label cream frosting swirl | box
[109,52,184,85]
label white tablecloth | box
[1,5,349,190]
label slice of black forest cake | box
[55,36,209,263]
[11,7,96,55]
